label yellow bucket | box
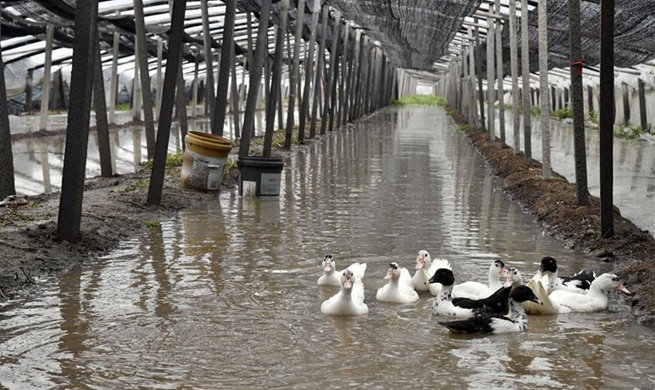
[181,131,233,191]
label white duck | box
[376,262,419,304]
[549,273,631,313]
[451,260,508,300]
[321,270,368,316]
[428,268,476,318]
[411,250,452,295]
[317,254,367,287]
[441,286,542,334]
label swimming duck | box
[321,270,368,316]
[523,278,572,315]
[549,273,631,313]
[451,260,508,300]
[376,262,419,304]
[428,268,477,317]
[440,285,542,334]
[411,250,452,295]
[451,267,524,315]
[538,256,595,294]
[317,254,367,287]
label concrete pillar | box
[521,0,532,162]
[538,0,551,178]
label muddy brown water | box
[2,107,654,389]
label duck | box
[321,270,368,316]
[317,254,367,287]
[427,268,477,317]
[548,273,631,313]
[440,285,542,334]
[411,250,452,295]
[538,256,595,294]
[451,260,508,300]
[376,262,419,304]
[523,278,572,315]
[451,267,524,315]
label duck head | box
[415,250,431,270]
[428,268,455,286]
[322,254,335,273]
[341,270,355,289]
[511,285,542,304]
[508,267,524,287]
[595,273,631,295]
[491,260,508,278]
[539,256,558,274]
[384,262,401,280]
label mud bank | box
[455,112,655,326]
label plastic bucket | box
[237,156,285,197]
[181,131,232,191]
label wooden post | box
[93,43,112,177]
[192,56,199,116]
[25,69,34,114]
[569,0,589,205]
[108,29,120,124]
[238,0,273,157]
[475,27,486,132]
[310,5,329,138]
[156,35,163,120]
[337,22,349,128]
[521,0,532,162]
[263,0,289,157]
[298,1,320,142]
[213,0,236,135]
[147,0,187,206]
[638,78,648,130]
[587,85,594,114]
[230,41,241,137]
[468,28,477,128]
[486,16,496,140]
[622,83,630,125]
[131,41,141,122]
[599,0,615,238]
[347,30,361,122]
[495,0,505,145]
[175,57,188,149]
[538,0,551,178]
[322,10,341,134]
[133,0,156,159]
[39,24,55,131]
[201,0,216,125]
[56,0,98,241]
[0,8,16,198]
[509,0,521,154]
[285,0,305,147]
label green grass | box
[456,123,469,132]
[115,102,132,111]
[390,95,448,107]
[146,221,160,229]
[614,124,654,140]
[588,110,599,125]
[501,104,541,117]
[553,104,573,120]
[145,152,184,171]
[124,178,150,193]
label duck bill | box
[529,296,543,305]
[500,267,509,277]
[415,259,425,270]
[384,269,393,280]
[617,283,631,295]
[343,278,353,289]
[324,265,332,272]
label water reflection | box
[1,107,654,389]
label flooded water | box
[1,107,653,389]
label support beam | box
[486,16,496,140]
[213,0,236,136]
[495,0,505,145]
[622,83,630,125]
[0,10,15,198]
[509,0,520,152]
[238,0,273,157]
[521,0,532,162]
[638,78,648,131]
[285,0,305,148]
[538,0,551,178]
[201,0,215,125]
[57,0,98,241]
[39,24,55,131]
[337,22,349,129]
[93,43,112,178]
[263,0,289,157]
[474,27,486,132]
[133,0,156,159]
[230,42,241,138]
[310,5,329,139]
[569,0,589,205]
[322,10,341,135]
[298,1,320,143]
[599,0,615,238]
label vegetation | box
[456,123,469,132]
[114,102,132,111]
[146,221,160,229]
[588,110,599,125]
[123,178,150,193]
[145,152,184,171]
[499,103,541,117]
[390,94,448,107]
[614,124,655,140]
[552,104,573,120]
[252,128,301,148]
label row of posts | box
[434,0,619,239]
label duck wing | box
[452,281,489,300]
[441,313,512,334]
[561,269,595,290]
[523,280,569,314]
[347,263,367,280]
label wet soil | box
[452,110,655,326]
[0,124,315,301]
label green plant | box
[553,104,573,120]
[456,123,469,132]
[124,178,150,193]
[390,94,448,107]
[530,106,541,116]
[145,152,184,170]
[588,110,599,125]
[114,102,132,111]
[614,124,653,140]
[146,221,160,229]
